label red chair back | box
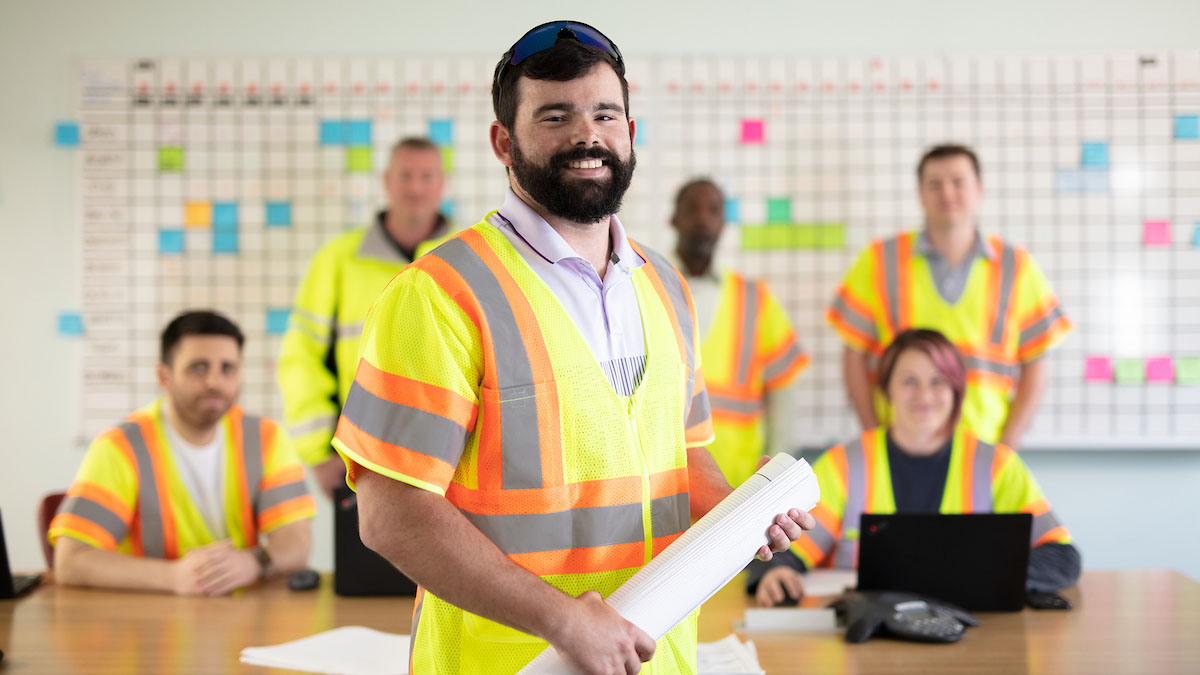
[37,492,67,569]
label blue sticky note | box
[158,229,184,254]
[57,311,84,336]
[1082,168,1110,194]
[212,202,238,229]
[266,201,292,227]
[725,198,740,225]
[1055,168,1082,194]
[54,121,80,147]
[347,119,372,146]
[266,308,290,335]
[212,230,239,254]
[634,119,646,147]
[439,198,455,219]
[1193,224,1200,247]
[319,120,346,145]
[1081,142,1109,168]
[429,118,453,147]
[1176,115,1200,140]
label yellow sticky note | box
[441,147,454,173]
[158,146,184,172]
[346,147,372,173]
[185,201,212,227]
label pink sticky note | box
[1143,220,1171,246]
[1084,355,1113,382]
[1146,356,1175,383]
[740,118,765,144]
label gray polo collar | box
[915,228,995,262]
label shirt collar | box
[496,187,644,272]
[916,228,995,262]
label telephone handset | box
[832,590,979,643]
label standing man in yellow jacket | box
[278,137,452,496]
[51,311,316,596]
[828,145,1071,447]
[670,178,808,485]
[331,22,815,675]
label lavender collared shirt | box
[487,188,647,396]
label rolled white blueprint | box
[518,453,820,674]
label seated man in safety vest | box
[670,178,809,486]
[51,310,316,596]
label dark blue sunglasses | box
[495,21,624,92]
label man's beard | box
[510,140,636,225]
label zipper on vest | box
[626,396,654,565]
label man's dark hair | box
[390,137,439,155]
[160,310,244,364]
[492,39,630,131]
[917,144,981,182]
[673,177,723,210]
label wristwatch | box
[251,545,272,578]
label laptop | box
[856,513,1031,611]
[0,509,43,599]
[332,487,418,596]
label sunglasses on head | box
[495,21,624,94]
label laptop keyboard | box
[11,573,42,596]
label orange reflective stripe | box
[129,414,179,559]
[445,468,687,515]
[793,534,826,566]
[52,512,118,550]
[762,334,808,389]
[258,496,316,529]
[811,502,842,541]
[354,358,477,429]
[508,540,645,576]
[651,531,685,558]
[966,369,1014,392]
[228,409,258,547]
[895,234,913,329]
[1022,497,1051,517]
[261,464,306,490]
[990,443,1014,483]
[336,416,457,488]
[1033,525,1069,547]
[67,481,134,524]
[959,432,978,513]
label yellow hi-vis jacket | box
[278,217,451,465]
[332,219,714,675]
[794,426,1072,570]
[49,400,316,558]
[826,231,1071,443]
[702,270,808,486]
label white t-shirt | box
[162,408,228,540]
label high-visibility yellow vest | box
[333,219,714,675]
[702,271,807,486]
[50,399,316,558]
[278,221,451,465]
[793,426,1071,570]
[827,231,1071,442]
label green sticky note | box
[441,147,454,173]
[1113,358,1145,384]
[766,197,791,224]
[346,147,372,173]
[1176,357,1200,385]
[740,223,845,250]
[158,146,184,172]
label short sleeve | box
[1014,254,1071,363]
[48,431,139,551]
[825,245,884,354]
[256,421,317,533]
[991,446,1072,547]
[755,281,809,391]
[332,266,482,496]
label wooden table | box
[1,570,1197,674]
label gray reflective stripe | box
[990,243,1018,345]
[289,307,332,332]
[462,502,646,555]
[650,493,691,538]
[806,519,836,555]
[409,593,423,668]
[971,439,997,513]
[431,238,542,490]
[736,280,758,386]
[639,246,697,415]
[60,495,129,544]
[357,221,408,262]
[1019,306,1065,345]
[341,381,469,465]
[881,237,901,331]
[830,294,876,336]
[259,481,309,511]
[243,415,265,514]
[963,355,1018,379]
[1031,510,1063,545]
[336,320,365,338]
[686,389,711,429]
[119,421,166,559]
[287,319,329,345]
[763,343,802,382]
[835,438,866,570]
[288,414,339,439]
[708,393,761,416]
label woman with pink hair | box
[750,328,1080,606]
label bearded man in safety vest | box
[828,144,1071,448]
[51,310,315,596]
[670,178,809,486]
[331,21,815,675]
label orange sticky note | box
[185,201,212,227]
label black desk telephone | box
[832,590,979,643]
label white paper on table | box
[518,454,819,674]
[239,626,409,675]
[800,569,857,597]
[696,634,765,675]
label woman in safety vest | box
[750,328,1081,607]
